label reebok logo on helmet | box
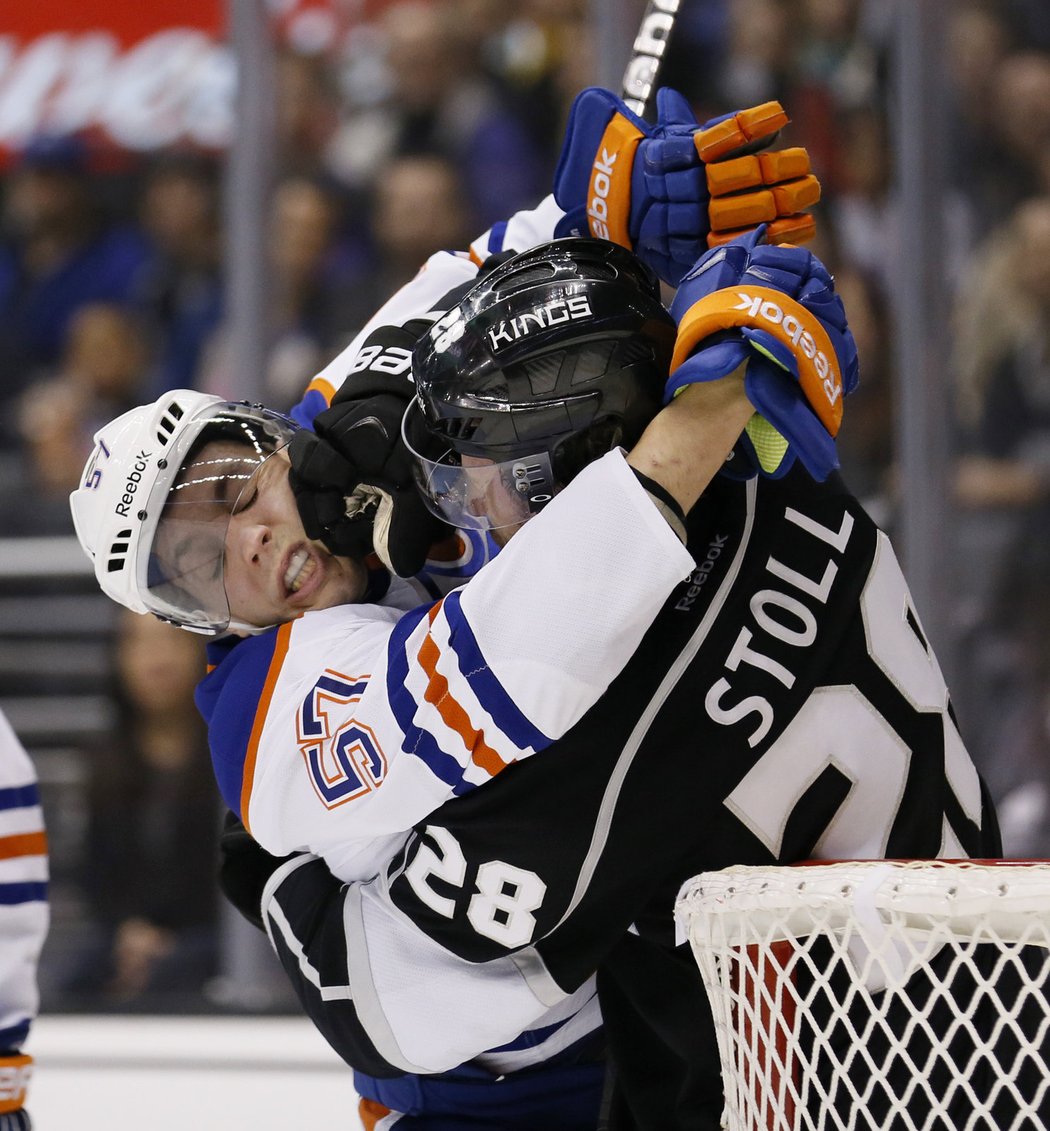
[114,451,152,516]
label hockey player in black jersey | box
[225,232,1001,1130]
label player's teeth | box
[285,550,314,593]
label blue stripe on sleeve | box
[487,219,508,255]
[0,1018,30,1049]
[289,387,330,430]
[384,595,550,794]
[439,591,549,751]
[0,785,39,813]
[386,606,469,792]
[0,883,48,905]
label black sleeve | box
[262,857,403,1078]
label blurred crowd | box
[2,0,1050,1009]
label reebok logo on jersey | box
[676,534,729,612]
[114,451,152,517]
[487,297,593,350]
[732,290,840,408]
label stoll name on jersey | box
[705,504,856,748]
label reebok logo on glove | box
[586,114,643,247]
[673,284,845,434]
[731,290,840,408]
[587,147,617,240]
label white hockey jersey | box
[0,710,48,1119]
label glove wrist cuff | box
[0,1055,31,1114]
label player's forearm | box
[627,367,752,513]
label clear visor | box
[142,405,297,633]
[402,401,556,532]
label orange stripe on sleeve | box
[303,374,337,406]
[0,831,47,860]
[240,621,294,834]
[417,605,509,778]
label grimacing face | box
[158,439,368,629]
[221,443,369,627]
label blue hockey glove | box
[553,86,820,286]
[666,227,859,481]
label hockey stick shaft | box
[620,0,682,116]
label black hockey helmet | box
[405,237,675,531]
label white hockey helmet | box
[69,389,299,635]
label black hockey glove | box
[289,393,450,578]
[0,1107,31,1130]
[218,811,294,932]
[289,325,452,578]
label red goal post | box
[675,860,1050,1131]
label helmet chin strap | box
[156,611,276,637]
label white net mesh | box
[676,861,1050,1131]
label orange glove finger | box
[707,178,821,234]
[708,189,777,233]
[772,175,821,213]
[694,101,789,163]
[706,214,818,249]
[706,148,813,197]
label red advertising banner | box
[4,0,224,40]
[0,0,355,162]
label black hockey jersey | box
[263,456,1000,1128]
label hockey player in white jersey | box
[0,711,49,1131]
[229,231,1002,1131]
[69,88,824,1128]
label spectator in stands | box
[1,303,151,537]
[197,173,363,411]
[134,152,224,395]
[718,0,797,109]
[964,49,1050,226]
[0,133,150,445]
[324,0,548,228]
[61,610,220,1011]
[946,0,1015,211]
[824,260,894,522]
[953,194,1050,562]
[951,195,1050,799]
[335,152,477,335]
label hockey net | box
[675,860,1050,1131]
